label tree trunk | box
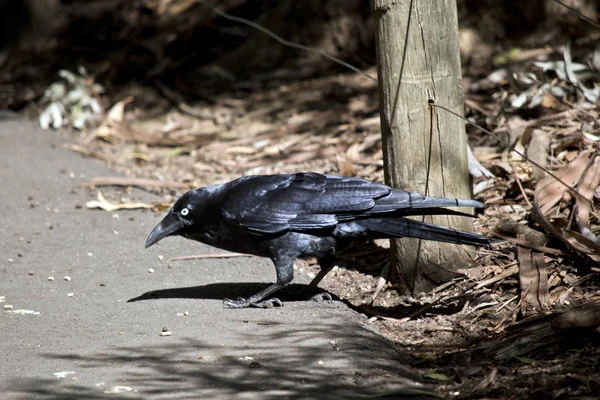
[371,0,473,294]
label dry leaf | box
[336,153,356,176]
[574,153,600,239]
[107,96,134,123]
[561,230,600,263]
[128,152,150,162]
[526,129,549,180]
[517,233,549,315]
[86,191,153,212]
[472,368,498,392]
[534,151,591,216]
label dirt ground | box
[2,1,600,398]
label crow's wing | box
[221,172,483,234]
[221,172,392,234]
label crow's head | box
[145,189,203,248]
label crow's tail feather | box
[365,218,489,246]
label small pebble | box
[157,255,164,261]
[87,252,93,257]
[28,271,34,276]
[64,276,71,282]
[4,304,13,310]
[53,371,76,379]
[318,360,324,366]
[0,296,5,302]
[48,276,55,281]
[9,309,40,315]
[148,268,155,274]
[7,259,14,263]
[67,293,74,298]
[104,386,133,394]
[160,328,172,336]
[249,361,262,369]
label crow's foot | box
[223,297,283,309]
[309,292,333,303]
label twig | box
[512,164,533,208]
[167,253,252,262]
[65,144,114,161]
[490,109,587,133]
[195,0,376,82]
[491,313,511,333]
[432,278,461,294]
[551,0,600,29]
[489,231,565,256]
[474,265,520,290]
[496,294,519,312]
[83,177,189,189]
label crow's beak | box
[145,213,182,248]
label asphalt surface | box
[0,116,428,399]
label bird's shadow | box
[128,282,340,304]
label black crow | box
[145,172,488,308]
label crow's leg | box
[308,254,336,289]
[223,256,294,309]
[301,253,336,302]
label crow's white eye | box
[180,207,189,216]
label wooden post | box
[371,0,473,293]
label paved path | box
[0,116,428,399]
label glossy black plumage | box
[146,172,489,308]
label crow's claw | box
[223,297,283,309]
[223,297,250,309]
[251,298,283,308]
[310,292,333,303]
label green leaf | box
[167,147,184,158]
[493,47,521,65]
[513,356,536,364]
[424,372,451,381]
